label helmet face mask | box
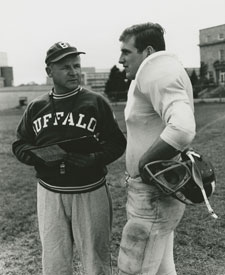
[145,160,191,198]
[143,149,217,218]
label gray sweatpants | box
[37,183,112,275]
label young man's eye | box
[122,50,130,56]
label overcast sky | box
[1,0,225,85]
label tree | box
[190,69,198,86]
[193,62,211,98]
[199,62,208,82]
[104,65,130,101]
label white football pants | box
[118,176,185,275]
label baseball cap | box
[45,42,85,65]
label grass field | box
[0,102,225,275]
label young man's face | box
[46,54,82,94]
[119,36,147,80]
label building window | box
[208,71,214,82]
[219,50,225,61]
[218,33,224,40]
[220,72,225,83]
[206,35,210,42]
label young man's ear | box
[46,66,52,77]
[145,46,155,57]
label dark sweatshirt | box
[12,87,126,193]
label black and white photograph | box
[0,0,225,274]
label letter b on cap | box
[58,42,70,49]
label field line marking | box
[197,114,225,135]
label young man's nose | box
[119,54,124,64]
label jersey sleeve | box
[138,60,196,151]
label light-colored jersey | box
[125,51,196,177]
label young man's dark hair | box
[119,22,165,52]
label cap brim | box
[49,51,86,63]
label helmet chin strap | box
[187,151,218,219]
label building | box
[0,67,13,87]
[82,67,110,93]
[0,52,14,87]
[0,77,4,87]
[199,24,225,85]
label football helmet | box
[143,149,217,219]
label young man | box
[12,42,126,275]
[117,23,196,274]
